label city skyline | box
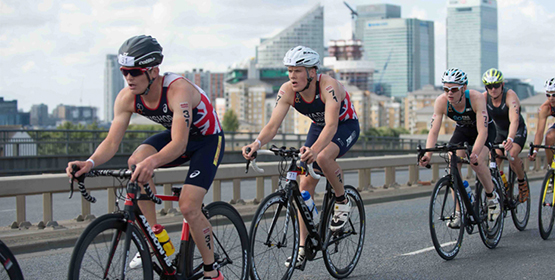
[1,0,553,120]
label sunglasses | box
[443,85,464,93]
[485,83,502,90]
[120,67,150,77]
[546,93,555,98]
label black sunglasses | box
[120,67,149,77]
[546,93,555,98]
[485,83,502,90]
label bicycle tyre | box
[510,171,530,231]
[68,213,153,280]
[476,178,504,249]
[429,176,464,260]
[0,240,23,280]
[538,170,555,240]
[322,185,365,279]
[249,191,299,280]
[184,201,249,280]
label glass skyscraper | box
[447,0,498,88]
[256,5,324,68]
[104,54,125,122]
[357,6,435,98]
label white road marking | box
[401,241,457,256]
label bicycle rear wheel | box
[249,191,299,280]
[510,171,530,231]
[0,240,23,280]
[539,170,555,240]
[185,201,249,280]
[68,213,153,280]
[429,177,464,260]
[476,178,504,249]
[322,185,365,279]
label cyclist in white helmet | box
[529,78,555,180]
[419,67,500,227]
[242,46,360,268]
[482,68,529,202]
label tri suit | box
[486,87,527,147]
[447,90,496,149]
[293,74,360,170]
[136,72,224,190]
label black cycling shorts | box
[142,130,225,190]
[449,124,496,150]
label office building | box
[181,69,225,102]
[52,104,98,125]
[256,4,324,69]
[447,0,498,88]
[30,103,50,126]
[324,40,375,92]
[504,78,535,100]
[104,54,125,122]
[356,4,434,97]
[0,97,29,126]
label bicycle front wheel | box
[476,178,504,249]
[185,201,249,280]
[510,171,530,231]
[249,191,299,280]
[539,170,555,240]
[429,177,464,260]
[0,240,23,280]
[322,185,365,279]
[68,213,153,280]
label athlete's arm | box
[470,90,489,157]
[242,85,292,160]
[420,95,445,166]
[534,102,551,147]
[308,78,343,155]
[505,89,520,144]
[67,89,133,178]
[132,79,195,183]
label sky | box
[1,0,554,120]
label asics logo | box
[190,170,201,178]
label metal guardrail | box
[0,150,546,228]
[0,129,424,157]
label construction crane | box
[374,48,393,95]
[343,1,358,40]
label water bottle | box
[500,171,508,190]
[153,224,175,256]
[463,180,474,204]
[301,190,319,225]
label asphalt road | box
[12,177,554,280]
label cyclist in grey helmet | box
[419,67,500,228]
[242,46,360,268]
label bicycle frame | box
[531,144,555,207]
[113,182,209,280]
[445,153,482,224]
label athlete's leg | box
[509,143,525,179]
[545,128,555,167]
[179,184,219,278]
[472,145,495,193]
[128,144,158,225]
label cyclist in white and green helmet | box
[482,68,529,202]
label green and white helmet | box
[442,68,468,85]
[482,68,504,85]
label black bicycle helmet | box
[118,35,163,68]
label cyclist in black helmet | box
[66,35,225,280]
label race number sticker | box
[286,172,297,181]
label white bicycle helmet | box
[283,46,320,70]
[442,68,468,85]
[545,78,555,92]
